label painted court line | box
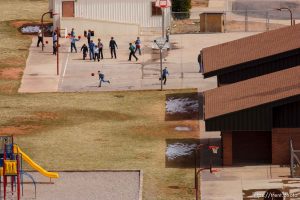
[61,52,70,86]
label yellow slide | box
[13,145,59,178]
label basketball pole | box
[162,8,165,38]
[160,48,163,91]
[57,26,59,76]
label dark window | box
[152,2,162,16]
[273,101,300,128]
[232,131,271,164]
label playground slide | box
[14,145,59,178]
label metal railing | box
[171,9,298,34]
[290,138,300,178]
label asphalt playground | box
[19,32,259,93]
[10,171,141,200]
[56,34,211,92]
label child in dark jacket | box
[81,44,88,60]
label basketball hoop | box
[208,146,219,154]
[152,37,170,50]
[155,0,171,8]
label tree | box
[171,0,192,19]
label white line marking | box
[61,53,70,85]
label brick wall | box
[272,128,300,165]
[222,132,232,166]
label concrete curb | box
[139,170,143,200]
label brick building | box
[204,66,300,165]
[201,24,300,86]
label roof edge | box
[203,48,300,78]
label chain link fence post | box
[266,11,270,31]
[245,9,248,32]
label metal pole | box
[195,151,199,200]
[41,11,52,51]
[277,8,293,26]
[56,27,59,76]
[194,145,204,200]
[266,11,269,31]
[3,144,6,200]
[289,9,293,26]
[162,8,165,38]
[20,154,23,196]
[196,177,199,200]
[290,138,294,177]
[160,48,163,91]
[194,150,197,189]
[41,14,45,51]
[224,12,227,33]
[245,9,248,32]
[16,155,20,200]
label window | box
[62,1,75,17]
[151,2,162,16]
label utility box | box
[200,12,225,32]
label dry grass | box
[172,19,200,34]
[0,0,49,22]
[0,0,48,94]
[171,19,287,34]
[192,0,209,7]
[0,1,200,199]
[0,90,200,200]
[0,21,31,94]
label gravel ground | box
[5,171,141,200]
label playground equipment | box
[0,136,59,200]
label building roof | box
[202,24,300,76]
[204,66,300,119]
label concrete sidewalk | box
[19,33,256,93]
[198,122,300,200]
[18,37,67,93]
[201,166,299,200]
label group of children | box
[66,28,142,63]
[38,27,169,87]
[79,36,142,62]
[80,38,105,61]
[128,37,141,61]
[46,27,142,63]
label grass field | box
[1,90,199,200]
[0,0,49,94]
[0,1,200,199]
[0,0,49,22]
[0,20,32,94]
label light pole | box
[276,7,293,26]
[162,8,165,38]
[154,39,167,91]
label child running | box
[98,71,110,87]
